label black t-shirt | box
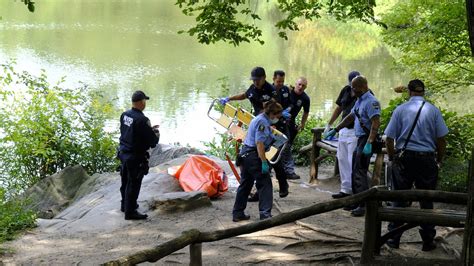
[119,108,159,158]
[335,85,357,129]
[289,90,310,122]
[245,81,277,115]
[274,84,291,109]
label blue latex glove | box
[323,129,337,140]
[261,161,270,174]
[219,97,229,105]
[282,108,291,119]
[363,142,372,155]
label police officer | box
[232,99,283,221]
[118,90,159,220]
[325,75,381,217]
[384,79,448,251]
[219,66,277,116]
[283,77,310,180]
[324,71,360,200]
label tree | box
[380,0,473,93]
[468,0,474,55]
[175,0,382,46]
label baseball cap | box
[132,90,150,102]
[408,79,425,92]
[250,67,266,80]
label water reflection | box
[0,0,405,148]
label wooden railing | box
[103,188,470,266]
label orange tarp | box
[173,155,228,198]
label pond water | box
[0,0,405,148]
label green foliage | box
[175,0,382,45]
[437,157,468,193]
[441,110,474,161]
[0,188,36,243]
[381,0,473,94]
[292,115,325,165]
[202,132,238,160]
[0,63,119,194]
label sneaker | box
[287,173,300,180]
[386,238,400,249]
[422,241,436,251]
[232,214,250,222]
[260,215,272,220]
[332,192,350,199]
[248,193,259,202]
[124,211,148,220]
[350,206,366,217]
[279,190,289,198]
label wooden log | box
[462,148,474,265]
[371,153,384,186]
[299,143,312,154]
[373,189,468,205]
[103,188,378,265]
[378,208,466,228]
[189,243,202,266]
[103,229,201,265]
[361,200,381,264]
[309,127,323,183]
[316,141,337,153]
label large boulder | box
[24,165,90,218]
[148,144,203,167]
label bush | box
[0,188,36,243]
[0,63,119,194]
[437,157,469,193]
[202,132,238,160]
[292,115,325,165]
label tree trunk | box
[467,0,474,56]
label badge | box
[372,101,380,110]
[258,125,265,132]
[283,93,288,98]
[297,99,302,106]
[263,95,270,100]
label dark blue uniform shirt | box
[245,81,277,116]
[119,108,159,159]
[289,90,310,123]
[274,84,291,110]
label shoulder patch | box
[372,101,380,109]
[258,125,265,132]
[146,120,152,127]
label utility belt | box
[397,149,435,158]
[236,145,258,166]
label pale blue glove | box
[282,108,291,119]
[219,97,229,105]
[363,142,372,155]
[323,129,337,140]
[261,161,270,174]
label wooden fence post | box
[309,128,323,183]
[361,200,381,264]
[189,243,202,266]
[462,148,474,265]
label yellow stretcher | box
[207,99,288,164]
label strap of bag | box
[354,108,371,135]
[401,101,425,152]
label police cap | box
[132,90,150,102]
[250,67,266,80]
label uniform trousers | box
[337,128,357,194]
[233,150,273,219]
[388,150,438,244]
[351,135,372,206]
[119,155,148,214]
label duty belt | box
[402,150,435,157]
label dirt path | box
[0,164,464,265]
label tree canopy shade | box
[381,0,473,93]
[175,0,382,46]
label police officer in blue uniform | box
[118,90,160,220]
[219,66,277,116]
[325,75,381,217]
[384,79,448,251]
[232,99,283,222]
